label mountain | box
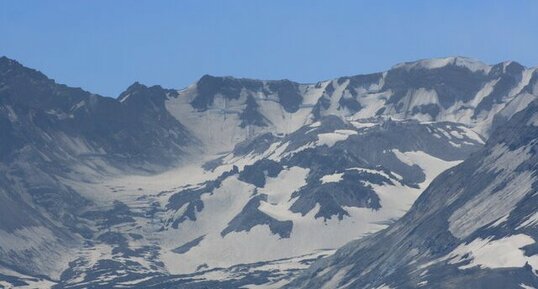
[165,56,537,154]
[284,99,538,289]
[0,56,536,288]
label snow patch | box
[392,149,462,188]
[316,130,357,147]
[447,234,538,271]
[320,172,344,184]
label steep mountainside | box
[285,99,538,289]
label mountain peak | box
[0,56,13,65]
[0,56,52,86]
[0,56,28,73]
[118,81,176,105]
[0,56,19,67]
[126,81,149,91]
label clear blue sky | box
[1,0,537,97]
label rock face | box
[284,100,538,289]
[0,56,537,288]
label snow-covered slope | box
[156,116,482,275]
[284,99,538,289]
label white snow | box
[159,176,257,273]
[63,160,221,205]
[391,150,462,188]
[320,172,344,184]
[259,166,310,220]
[316,130,357,147]
[447,234,538,271]
[310,121,321,128]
